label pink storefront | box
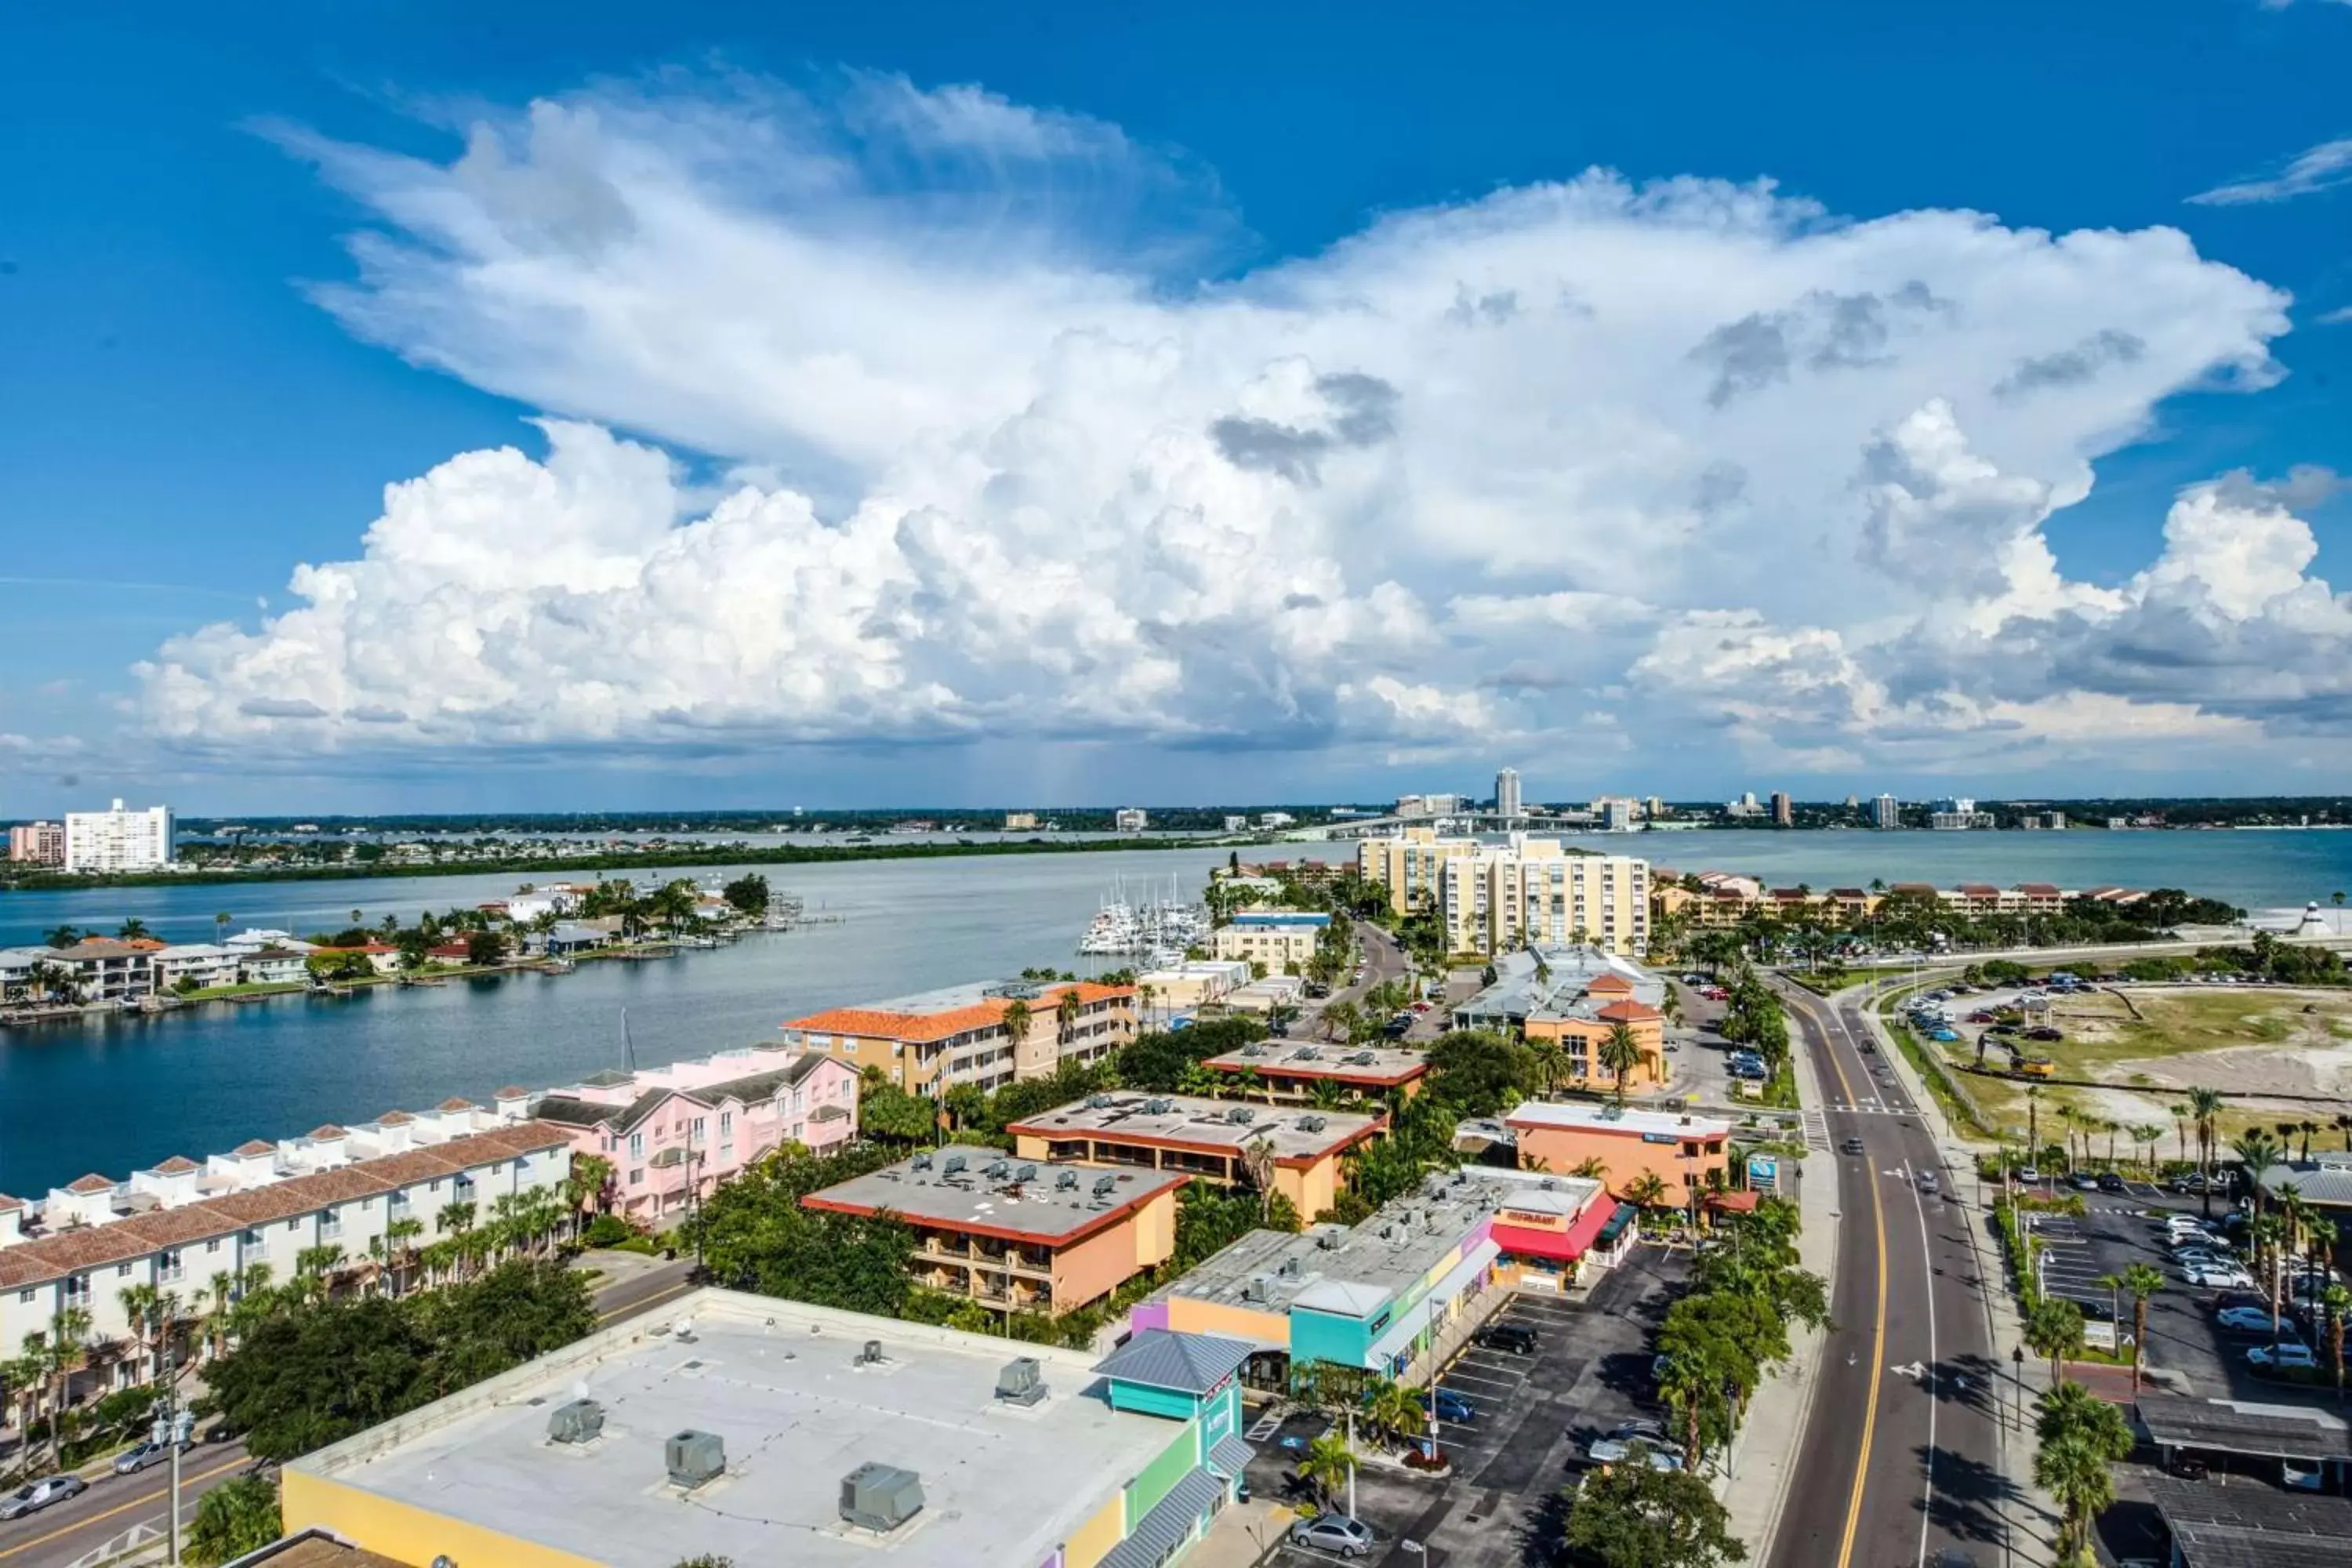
[533,1047,860,1221]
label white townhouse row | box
[0,1092,570,1372]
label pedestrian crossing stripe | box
[1826,1103,1918,1114]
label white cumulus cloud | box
[135,73,2318,782]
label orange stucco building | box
[779,978,1134,1095]
[800,1151,1181,1313]
[1007,1093,1385,1222]
[1504,1100,1730,1208]
[1521,971,1669,1095]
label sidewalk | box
[1845,982,2065,1568]
[1719,1012,1839,1555]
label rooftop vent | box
[1056,1169,1079,1191]
[840,1462,925,1534]
[1225,1106,1256,1125]
[941,1153,967,1176]
[995,1356,1048,1406]
[858,1339,886,1366]
[546,1398,604,1446]
[1092,1174,1117,1198]
[912,1152,932,1171]
[665,1429,725,1490]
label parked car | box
[2097,1173,2129,1194]
[2016,1166,2042,1183]
[2025,1026,2063,1043]
[1425,1387,1476,1423]
[1290,1515,1376,1558]
[1588,1431,1686,1470]
[0,1475,86,1521]
[2068,1172,2100,1191]
[2216,1306,2277,1333]
[2166,1453,2210,1481]
[2184,1263,2256,1289]
[1474,1322,1538,1355]
[2249,1341,2318,1370]
[113,1436,192,1475]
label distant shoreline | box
[0,834,1215,894]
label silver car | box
[1290,1513,1376,1558]
[0,1474,87,1520]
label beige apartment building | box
[1356,826,1483,916]
[1439,837,1648,956]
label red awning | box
[1490,1193,1619,1263]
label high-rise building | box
[6,821,64,865]
[1770,792,1793,827]
[1112,808,1148,833]
[62,800,175,873]
[1356,826,1485,914]
[1495,768,1523,821]
[1435,835,1650,956]
[1872,793,1900,830]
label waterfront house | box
[223,929,316,957]
[149,943,238,991]
[801,1152,1184,1313]
[43,938,156,1004]
[781,978,1135,1096]
[0,1116,573,1384]
[531,1048,862,1221]
[237,947,312,986]
[307,942,402,977]
[543,920,618,955]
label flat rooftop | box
[1203,1040,1430,1085]
[1504,1099,1730,1139]
[1164,1167,1602,1321]
[1007,1093,1384,1164]
[802,1152,1184,1243]
[290,1292,1188,1568]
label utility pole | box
[1346,1407,1357,1520]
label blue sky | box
[2,0,2348,812]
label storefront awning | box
[1365,1238,1501,1367]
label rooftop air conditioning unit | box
[1084,1094,1112,1109]
[911,1152,932,1171]
[1298,1116,1327,1134]
[546,1398,604,1446]
[1316,1230,1341,1250]
[1350,1051,1376,1065]
[1143,1098,1173,1115]
[1092,1174,1116,1197]
[1279,1256,1302,1277]
[1014,1163,1039,1184]
[1056,1169,1079,1191]
[1243,1276,1270,1303]
[983,1159,1011,1180]
[941,1153,967,1176]
[840,1462,925,1534]
[665,1429,725,1490]
[1225,1106,1256,1125]
[995,1356,1048,1406]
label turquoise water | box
[3,828,2348,1192]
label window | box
[242,1229,262,1247]
[158,1249,184,1283]
[63,1275,91,1308]
[205,1239,221,1255]
[629,1131,645,1159]
[286,1219,300,1232]
[629,1168,644,1186]
[16,1290,31,1304]
[719,1111,733,1141]
[321,1207,343,1240]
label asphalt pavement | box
[1767,981,2020,1568]
[0,1257,701,1568]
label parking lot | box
[1247,1249,1692,1568]
[2020,1183,2332,1399]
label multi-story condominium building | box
[1770,791,1793,826]
[1872,793,1902,829]
[1006,1093,1385,1221]
[1004,811,1040,831]
[62,800,176,873]
[1222,814,1250,832]
[1652,879,1880,929]
[1436,837,1649,956]
[1113,807,1149,832]
[1494,768,1522,820]
[780,978,1135,1096]
[1929,797,1997,830]
[1200,1040,1431,1105]
[1392,793,1463,819]
[1208,910,1328,971]
[0,1102,571,1373]
[1355,826,1483,916]
[149,943,238,991]
[7,821,65,865]
[30,937,160,1004]
[531,1047,862,1221]
[802,1152,1184,1314]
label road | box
[0,1259,702,1568]
[1769,980,2016,1568]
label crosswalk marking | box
[1826,1102,1918,1115]
[1800,1110,1833,1151]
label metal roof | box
[1096,1467,1224,1568]
[2137,1393,2352,1460]
[1207,1434,1255,1478]
[2148,1473,2352,1568]
[1091,1329,1255,1394]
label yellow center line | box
[598,1276,695,1323]
[1791,985,1889,1568]
[0,1452,249,1560]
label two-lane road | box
[1770,980,2015,1568]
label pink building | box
[7,822,64,866]
[532,1047,860,1221]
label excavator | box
[1974,1025,2054,1079]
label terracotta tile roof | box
[147,1156,201,1176]
[230,1140,276,1157]
[1597,1000,1663,1023]
[303,1126,347,1142]
[786,981,1131,1044]
[64,1174,115,1196]
[0,1123,574,1292]
[1585,974,1635,995]
[0,1194,24,1213]
[493,1085,529,1098]
[375,1112,416,1127]
[434,1098,479,1113]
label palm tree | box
[1527,1036,1570,1097]
[2122,1264,2163,1392]
[2249,1212,2290,1341]
[572,1153,615,1223]
[2024,1296,2084,1388]
[2034,1410,2129,1561]
[2131,1124,2165,1178]
[35,1308,92,1461]
[213,912,234,943]
[2335,1113,2352,1154]
[1599,1022,1645,1106]
[2026,1084,2044,1164]
[2053,1105,2080,1173]
[1054,987,1083,1058]
[2189,1088,2226,1217]
[2234,1129,2282,1208]
[2096,1273,2125,1340]
[2300,1120,2321,1162]
[437,1200,477,1282]
[116,917,151,942]
[1298,1429,1357,1510]
[2171,1104,2193,1167]
[384,1217,424,1295]
[1621,1170,1670,1212]
[1364,1378,1423,1451]
[117,1283,164,1388]
[43,924,81,949]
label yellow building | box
[1438,837,1649,956]
[1355,826,1483,916]
[1208,911,1328,971]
